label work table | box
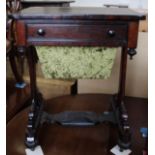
[9,7,146,152]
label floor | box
[6,80,148,155]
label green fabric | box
[36,46,116,79]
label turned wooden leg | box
[118,46,128,104]
[9,46,25,86]
[7,19,26,88]
[25,45,43,149]
[16,52,25,80]
[116,46,131,150]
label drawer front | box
[26,23,128,46]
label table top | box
[21,0,75,4]
[22,0,74,2]
[11,7,145,21]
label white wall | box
[71,0,148,9]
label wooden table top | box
[11,7,145,20]
[21,0,75,5]
[22,0,74,2]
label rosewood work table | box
[9,7,145,152]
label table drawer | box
[26,23,128,46]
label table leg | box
[118,46,127,103]
[25,45,43,150]
[9,46,24,85]
[116,46,131,150]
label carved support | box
[25,46,43,150]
